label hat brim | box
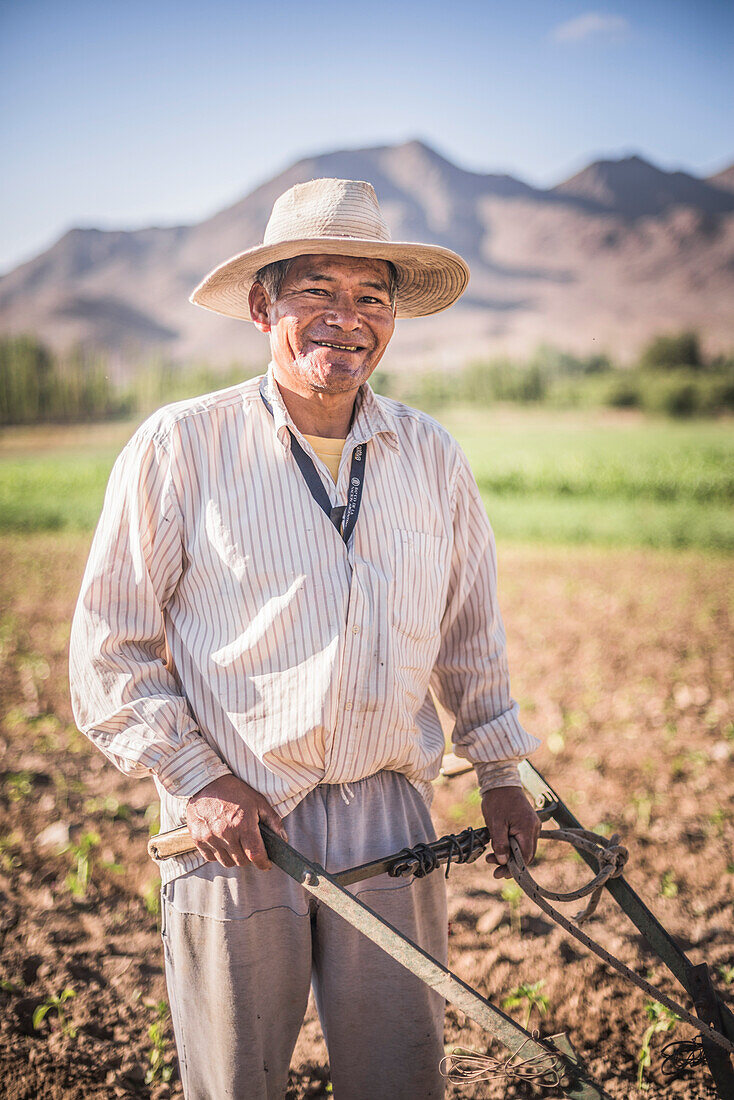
[188,237,470,321]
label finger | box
[506,831,528,867]
[207,839,236,868]
[514,822,540,866]
[490,821,511,867]
[259,804,289,843]
[216,833,251,868]
[485,850,512,879]
[240,823,271,871]
[194,840,218,863]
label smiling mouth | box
[312,340,366,352]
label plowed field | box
[0,536,731,1098]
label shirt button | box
[352,625,360,634]
[345,702,353,711]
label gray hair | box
[254,257,399,307]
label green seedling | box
[637,1001,678,1091]
[500,881,523,933]
[6,771,33,802]
[631,793,655,831]
[0,833,21,872]
[145,1001,173,1084]
[145,802,161,837]
[670,756,687,781]
[143,878,161,917]
[659,870,678,899]
[32,986,77,1037]
[706,807,726,837]
[716,964,734,986]
[502,980,549,1030]
[83,795,131,820]
[100,858,124,875]
[64,831,100,897]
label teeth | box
[316,341,359,351]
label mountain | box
[1,139,733,368]
[552,154,734,218]
[708,163,734,193]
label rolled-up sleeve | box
[430,449,541,794]
[68,422,232,799]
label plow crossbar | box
[149,760,734,1096]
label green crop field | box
[439,406,734,551]
[1,407,732,551]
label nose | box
[323,293,361,331]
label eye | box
[360,295,387,305]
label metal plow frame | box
[151,760,734,1097]
[261,824,610,1100]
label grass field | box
[1,405,733,551]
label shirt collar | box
[264,363,400,454]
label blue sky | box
[1,0,732,275]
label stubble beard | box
[292,349,374,395]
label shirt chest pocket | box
[391,529,449,641]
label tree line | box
[1,331,732,427]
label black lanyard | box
[260,379,366,545]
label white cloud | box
[552,12,631,44]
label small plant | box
[500,881,523,933]
[659,870,678,899]
[64,831,100,897]
[146,1001,173,1084]
[0,833,21,872]
[706,807,726,837]
[142,878,161,917]
[637,1001,678,1091]
[32,986,77,1037]
[631,793,655,831]
[6,771,33,802]
[502,981,549,1030]
[83,795,131,821]
[145,802,161,836]
[716,964,734,986]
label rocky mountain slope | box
[1,140,733,369]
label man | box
[69,178,541,1099]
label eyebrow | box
[296,272,390,293]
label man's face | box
[250,254,396,396]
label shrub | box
[640,331,703,371]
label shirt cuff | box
[155,737,233,799]
[474,760,523,796]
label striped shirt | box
[69,365,539,883]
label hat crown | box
[263,178,392,246]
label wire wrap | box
[439,1032,564,1086]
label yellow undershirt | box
[302,434,347,484]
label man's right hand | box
[186,774,288,870]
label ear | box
[249,282,271,333]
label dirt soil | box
[0,535,732,1099]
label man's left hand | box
[482,786,540,880]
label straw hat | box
[189,178,470,320]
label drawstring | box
[340,783,354,806]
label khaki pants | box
[161,771,448,1100]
